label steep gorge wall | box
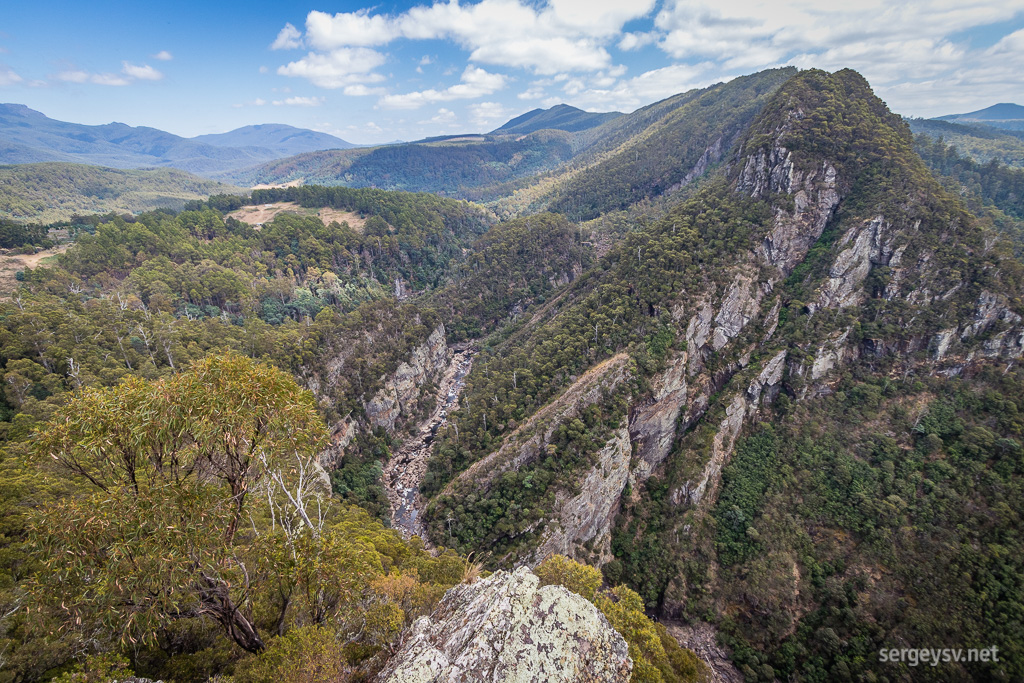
[319,325,452,468]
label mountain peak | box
[491,104,622,135]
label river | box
[383,344,475,539]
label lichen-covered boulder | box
[377,567,632,682]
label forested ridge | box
[0,163,241,222]
[1,66,1023,683]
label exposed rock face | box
[531,426,631,564]
[365,325,452,433]
[378,568,632,683]
[675,350,787,507]
[626,132,841,494]
[629,354,687,482]
[739,141,840,274]
[319,325,451,467]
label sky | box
[0,0,1022,144]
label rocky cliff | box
[320,324,451,467]
[378,567,632,683]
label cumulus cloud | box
[275,0,651,76]
[518,85,546,100]
[122,62,163,81]
[271,23,303,50]
[378,65,507,109]
[273,0,1024,121]
[420,107,457,124]
[0,66,22,86]
[277,47,387,88]
[306,10,399,49]
[561,62,722,112]
[343,84,386,96]
[273,96,324,106]
[468,101,508,126]
[152,50,173,61]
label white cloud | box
[268,0,1024,121]
[654,0,1024,72]
[305,10,399,49]
[53,61,163,87]
[618,31,657,51]
[420,107,457,124]
[122,62,163,81]
[273,96,325,106]
[152,50,173,61]
[55,70,89,83]
[562,62,722,111]
[468,101,508,126]
[90,73,132,86]
[56,69,130,86]
[271,23,303,50]
[277,47,387,88]
[273,0,651,77]
[343,84,386,96]
[378,64,507,109]
[419,55,434,66]
[0,66,22,86]
[469,37,609,75]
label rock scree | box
[377,567,632,683]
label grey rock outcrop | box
[531,426,631,564]
[378,568,632,683]
[319,324,451,467]
[364,325,451,433]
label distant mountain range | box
[0,104,354,176]
[224,69,795,211]
[490,104,622,135]
[936,103,1024,131]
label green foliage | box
[50,652,135,683]
[230,132,575,199]
[0,219,51,249]
[549,68,795,221]
[704,372,1024,681]
[427,212,591,342]
[534,554,603,601]
[535,556,709,683]
[20,355,465,680]
[31,353,330,653]
[713,430,782,566]
[0,163,240,222]
[231,626,350,683]
[908,117,1024,167]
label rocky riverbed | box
[383,343,475,539]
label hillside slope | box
[415,68,1024,681]
[226,68,796,216]
[0,162,241,221]
[491,104,622,135]
[909,117,1024,166]
[193,123,353,155]
[938,102,1024,131]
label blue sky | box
[1,0,1022,144]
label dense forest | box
[1,66,1023,683]
[0,163,240,222]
